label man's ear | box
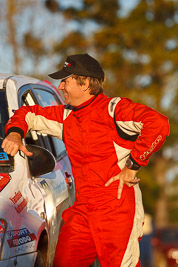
[83,78,90,91]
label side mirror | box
[26,144,56,177]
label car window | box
[20,91,47,149]
[0,90,9,149]
[19,85,66,159]
[33,88,66,159]
[35,89,59,106]
[0,90,14,174]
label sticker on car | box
[0,152,9,161]
[6,228,36,248]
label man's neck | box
[72,95,94,107]
[72,94,98,111]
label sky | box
[118,0,140,16]
[56,0,140,15]
[0,0,140,75]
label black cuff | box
[125,154,141,170]
[129,154,140,167]
[6,127,24,139]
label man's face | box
[58,76,88,106]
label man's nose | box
[58,81,64,90]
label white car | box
[0,74,75,267]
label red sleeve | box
[115,98,170,166]
[5,104,65,139]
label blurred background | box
[0,0,178,266]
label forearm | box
[5,105,64,140]
[131,111,170,166]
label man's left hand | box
[105,167,140,199]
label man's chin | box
[64,99,70,105]
[63,96,68,103]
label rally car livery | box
[0,74,75,267]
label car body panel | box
[0,74,75,266]
[1,252,37,267]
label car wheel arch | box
[36,230,49,265]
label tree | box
[0,0,38,74]
[6,0,20,73]
[0,0,53,76]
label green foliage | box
[54,31,88,57]
[24,32,47,58]
[169,208,178,225]
[167,176,178,225]
[139,165,160,215]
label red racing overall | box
[5,93,170,266]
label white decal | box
[140,135,162,161]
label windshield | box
[0,90,9,150]
[0,89,14,173]
[34,88,66,158]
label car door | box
[0,83,49,266]
[18,83,75,265]
[18,83,74,206]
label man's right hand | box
[1,132,33,157]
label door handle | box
[64,171,73,190]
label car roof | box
[0,74,40,92]
[0,74,64,116]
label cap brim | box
[48,69,72,80]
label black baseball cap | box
[48,53,104,81]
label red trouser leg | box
[89,186,137,266]
[53,185,144,267]
[53,207,97,267]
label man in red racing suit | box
[2,54,170,267]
